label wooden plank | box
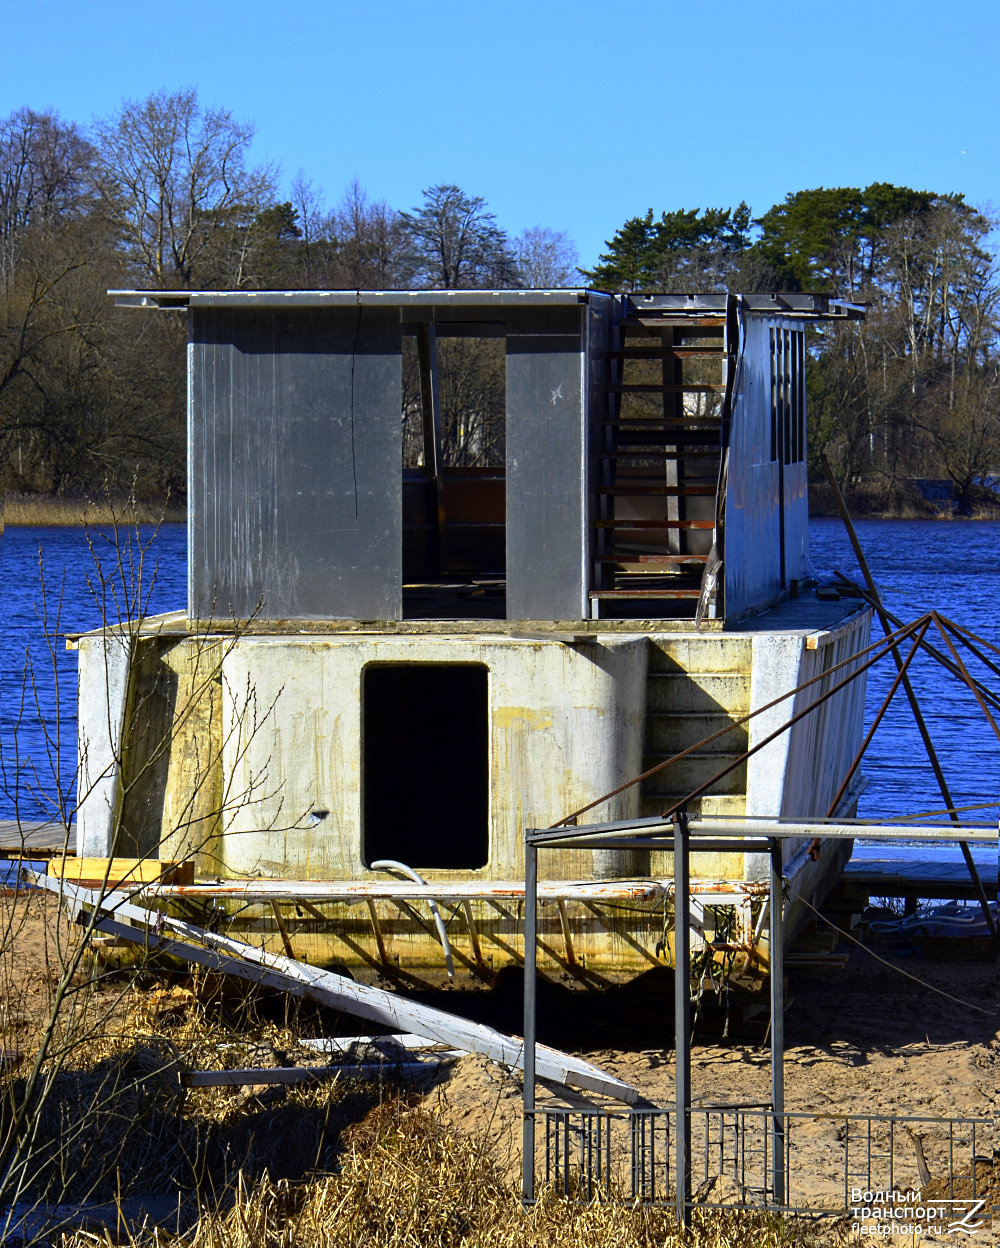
[125,879,671,904]
[0,821,75,853]
[184,1066,343,1087]
[48,857,194,887]
[35,875,645,1105]
[302,1034,467,1058]
[184,1058,455,1087]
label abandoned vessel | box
[73,289,871,987]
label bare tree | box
[400,184,517,289]
[329,179,402,289]
[91,89,275,287]
[513,225,579,287]
[0,108,95,238]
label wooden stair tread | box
[598,346,725,360]
[590,589,703,600]
[596,485,716,497]
[598,450,721,460]
[595,554,709,564]
[599,382,726,394]
[602,418,722,429]
[627,316,726,328]
[597,519,715,530]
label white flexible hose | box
[370,859,455,978]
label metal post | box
[522,834,538,1203]
[673,811,691,1228]
[769,838,785,1205]
[416,323,447,577]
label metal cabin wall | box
[505,305,591,619]
[723,315,809,618]
[189,307,402,621]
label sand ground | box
[1,891,995,1244]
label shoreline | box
[2,495,187,527]
[4,495,998,528]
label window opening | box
[401,326,506,619]
[770,327,805,465]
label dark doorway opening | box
[362,664,489,869]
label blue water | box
[808,517,1000,826]
[1,518,997,826]
[0,524,186,820]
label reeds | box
[2,493,185,527]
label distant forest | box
[2,90,998,514]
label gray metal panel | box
[504,306,588,620]
[724,315,782,618]
[584,295,620,606]
[190,306,401,621]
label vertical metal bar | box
[948,1122,954,1199]
[630,1115,638,1200]
[674,810,691,1227]
[770,838,786,1205]
[522,836,538,1203]
[416,324,447,577]
[889,1119,894,1193]
[843,1119,849,1213]
[785,1117,791,1206]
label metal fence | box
[537,1107,995,1218]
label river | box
[1,518,998,829]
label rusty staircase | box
[591,304,730,619]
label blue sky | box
[6,0,997,271]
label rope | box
[797,894,994,1018]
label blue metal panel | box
[505,305,590,620]
[724,316,782,618]
[189,307,401,621]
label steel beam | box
[522,839,538,1203]
[770,839,786,1204]
[673,811,691,1228]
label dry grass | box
[2,492,185,527]
[55,1096,814,1248]
[0,977,830,1248]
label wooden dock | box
[831,844,996,910]
[0,821,75,856]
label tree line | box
[1,89,997,511]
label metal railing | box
[536,1107,995,1218]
